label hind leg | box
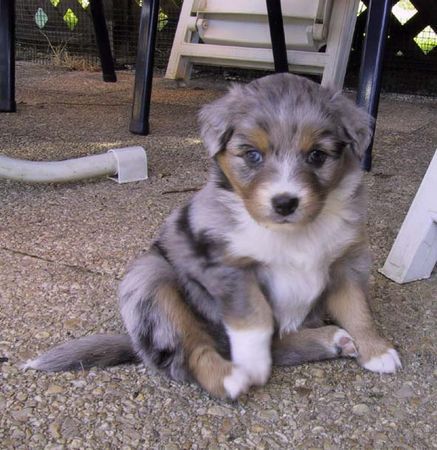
[326,279,401,373]
[119,253,251,398]
[272,325,358,366]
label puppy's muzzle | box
[271,194,299,217]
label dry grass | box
[50,48,100,72]
[40,30,100,72]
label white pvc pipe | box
[0,153,117,183]
[0,147,147,184]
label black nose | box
[272,194,299,216]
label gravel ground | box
[0,63,436,449]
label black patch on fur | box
[331,140,346,159]
[340,125,360,158]
[152,241,171,264]
[218,126,234,153]
[195,230,218,262]
[258,279,272,304]
[256,119,270,134]
[138,321,154,350]
[214,164,234,192]
[176,204,219,265]
[0,357,9,363]
[185,275,214,301]
[176,204,193,238]
[153,348,176,368]
[136,311,178,371]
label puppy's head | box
[199,73,372,227]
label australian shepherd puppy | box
[25,73,401,399]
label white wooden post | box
[321,0,360,87]
[165,0,198,80]
[380,150,437,283]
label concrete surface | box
[0,62,436,449]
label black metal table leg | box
[129,0,160,135]
[90,0,116,82]
[0,0,16,112]
[356,0,391,171]
[266,0,288,73]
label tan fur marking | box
[274,326,338,349]
[297,182,325,223]
[188,346,232,398]
[298,126,318,153]
[155,283,232,398]
[326,279,392,364]
[216,151,245,195]
[246,127,271,154]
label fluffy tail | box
[23,334,138,372]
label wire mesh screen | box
[346,0,437,95]
[15,0,436,94]
[15,0,179,69]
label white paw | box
[363,349,402,373]
[333,329,358,358]
[223,366,251,399]
[244,357,271,386]
[226,327,272,386]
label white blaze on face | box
[255,157,308,220]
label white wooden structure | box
[165,0,360,87]
[380,150,437,283]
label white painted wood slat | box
[380,150,437,283]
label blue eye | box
[244,149,263,165]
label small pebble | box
[46,385,64,395]
[258,409,279,421]
[207,405,232,417]
[352,403,370,416]
[49,422,61,439]
[395,383,415,399]
[35,331,50,339]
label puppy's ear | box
[198,85,241,157]
[328,90,374,160]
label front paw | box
[223,366,251,399]
[227,328,272,387]
[360,348,402,373]
[223,360,271,400]
[243,356,272,386]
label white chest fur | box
[226,199,359,333]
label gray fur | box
[23,335,136,371]
[26,74,373,391]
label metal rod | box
[266,0,288,73]
[129,0,160,135]
[90,0,117,82]
[0,0,16,112]
[356,0,391,171]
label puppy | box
[25,73,401,399]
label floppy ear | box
[329,90,374,160]
[198,85,242,158]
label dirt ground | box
[0,63,435,449]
